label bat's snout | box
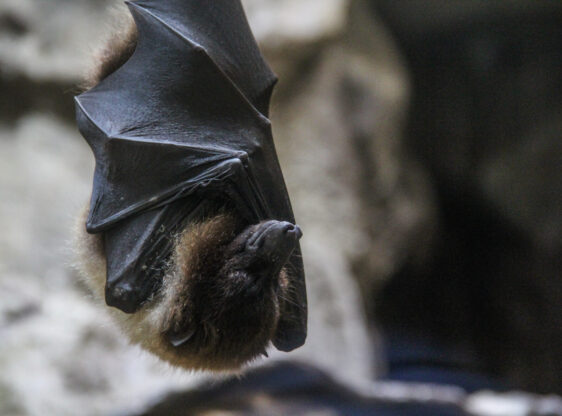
[244,221,302,274]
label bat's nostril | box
[282,223,303,240]
[281,223,294,233]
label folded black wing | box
[75,0,306,351]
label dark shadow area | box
[372,0,562,394]
[134,361,468,416]
[0,73,77,125]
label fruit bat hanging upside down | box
[73,0,307,371]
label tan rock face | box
[0,0,115,82]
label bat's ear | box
[165,325,196,348]
[273,322,307,352]
[273,263,308,352]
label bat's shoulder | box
[81,17,138,92]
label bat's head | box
[152,214,302,371]
[75,209,302,371]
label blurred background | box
[0,0,560,415]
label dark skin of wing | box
[75,0,306,352]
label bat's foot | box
[105,282,143,314]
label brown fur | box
[80,17,138,91]
[74,207,290,372]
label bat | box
[74,0,307,370]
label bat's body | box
[74,0,307,370]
